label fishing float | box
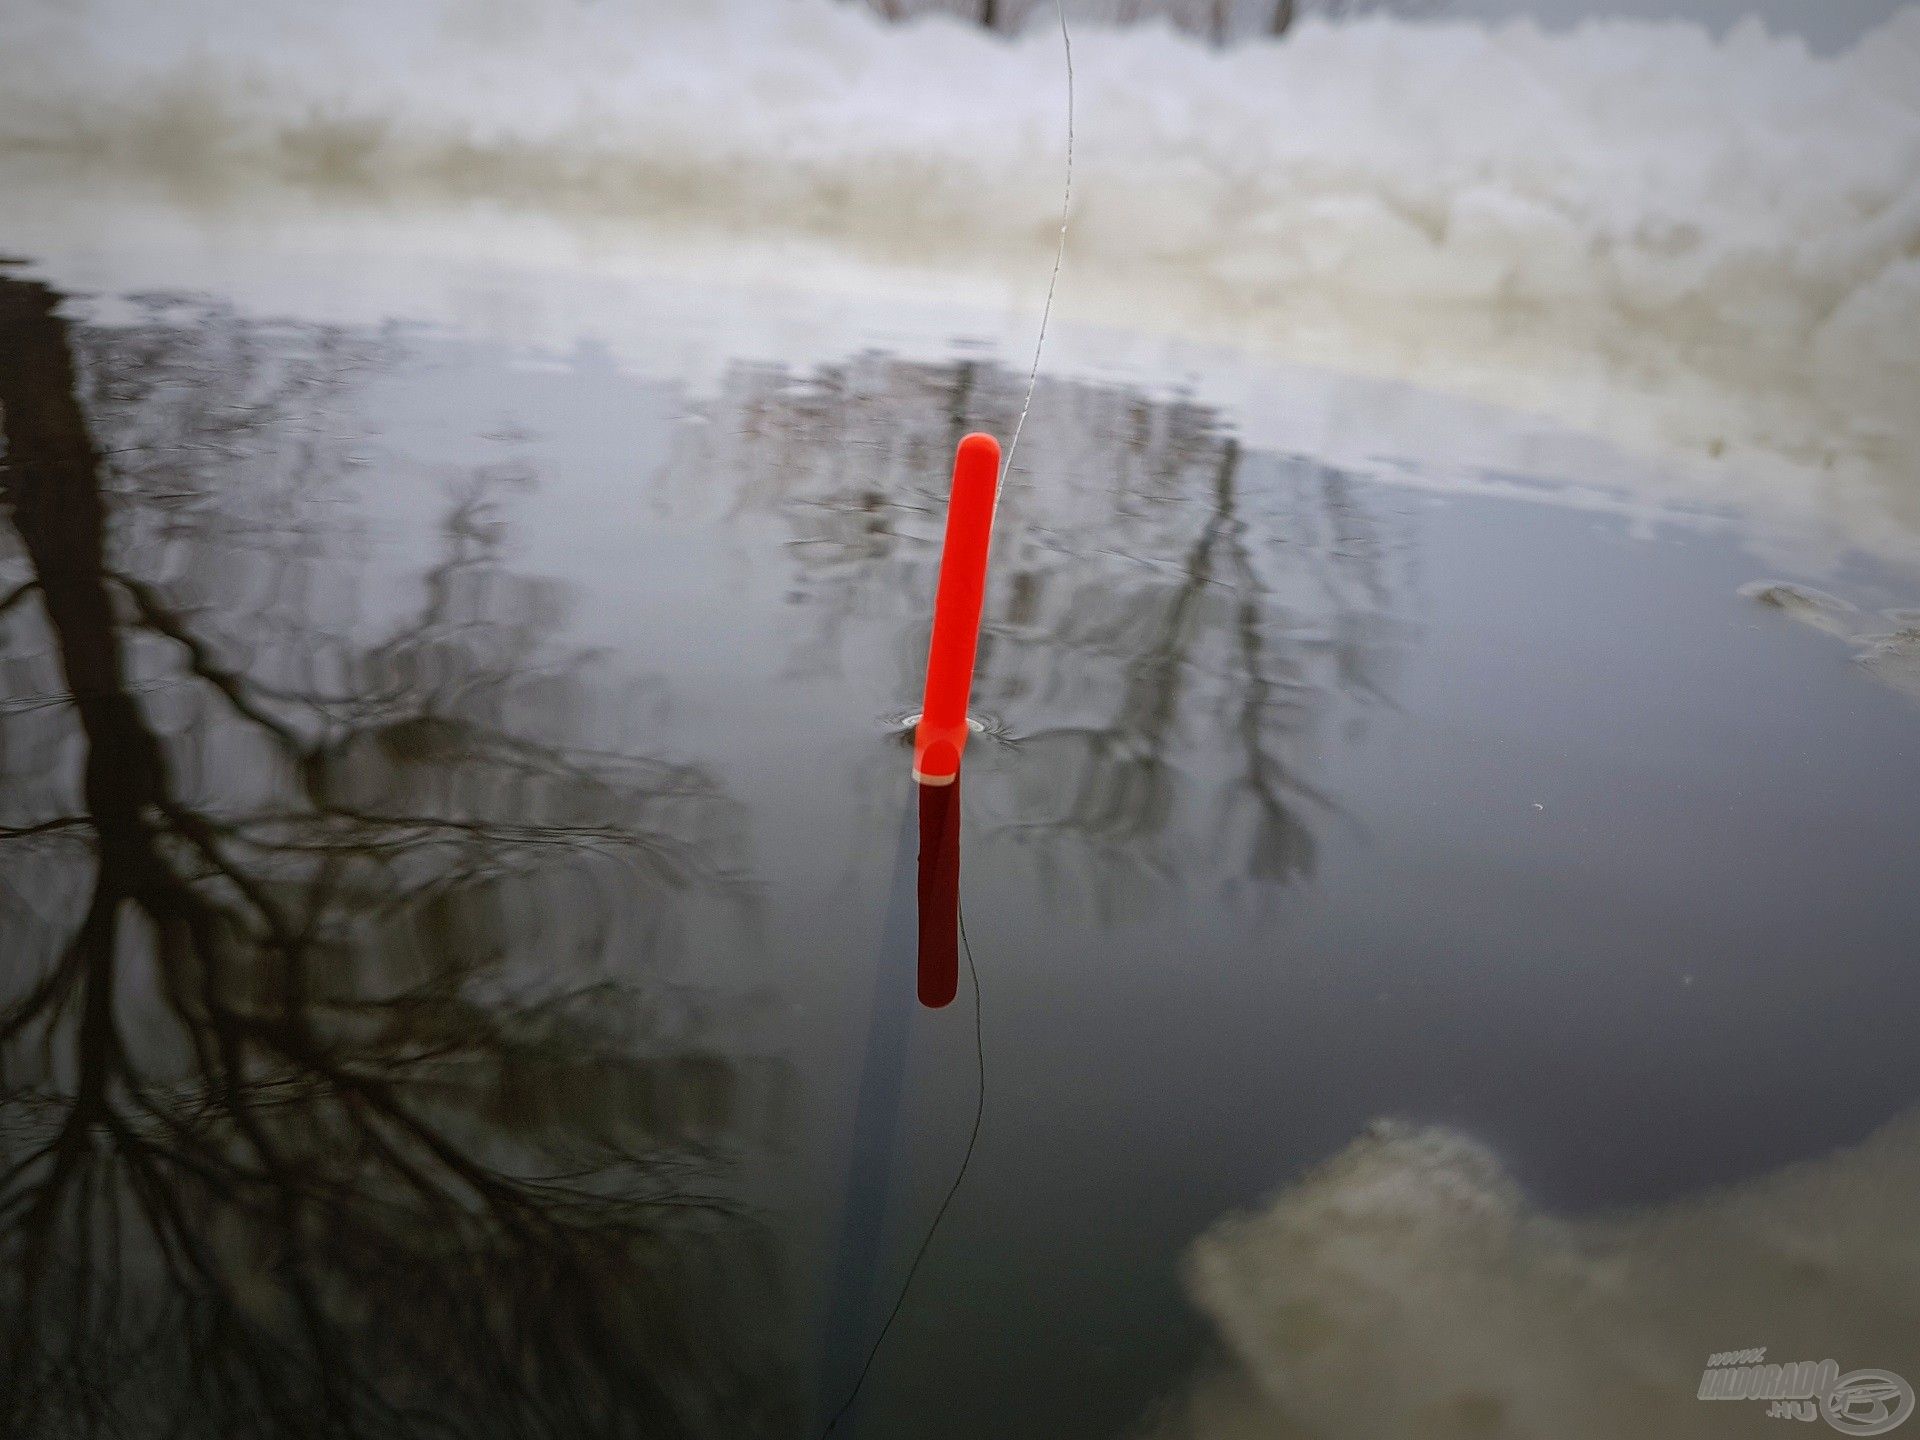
[911,432,1000,788]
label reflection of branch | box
[0,274,786,1438]
[0,816,87,841]
[0,581,38,619]
[1221,455,1321,883]
[112,571,310,755]
[690,352,1404,906]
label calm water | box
[2,266,1918,1439]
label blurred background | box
[863,0,1905,50]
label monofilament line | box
[820,903,986,1437]
[1000,0,1073,492]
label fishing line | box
[820,912,984,1437]
[1001,0,1073,489]
[821,3,1071,1432]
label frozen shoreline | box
[7,171,1919,570]
[4,1,1918,555]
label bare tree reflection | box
[674,352,1410,915]
[0,274,788,1439]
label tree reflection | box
[0,274,788,1439]
[675,351,1409,911]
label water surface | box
[1,265,1917,1438]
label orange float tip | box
[911,433,1000,786]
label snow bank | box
[3,0,1915,328]
[1146,1113,1920,1439]
[1740,581,1920,696]
[4,0,1916,319]
[2,0,1918,527]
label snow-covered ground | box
[3,0,1919,557]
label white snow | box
[3,0,1918,550]
[1149,1113,1920,1439]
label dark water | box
[2,268,1918,1439]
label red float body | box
[912,432,1000,786]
